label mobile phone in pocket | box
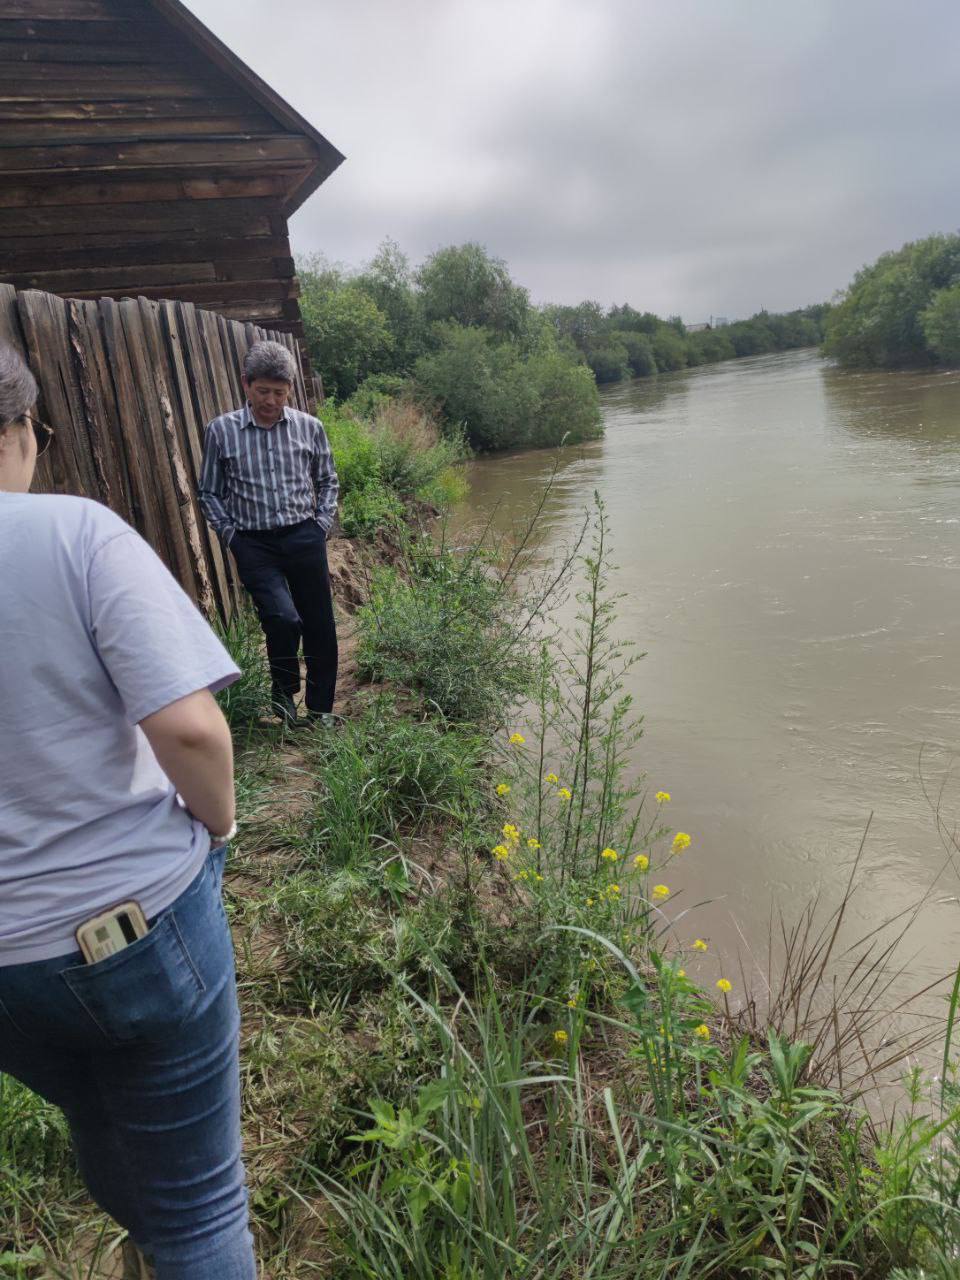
[76,901,149,964]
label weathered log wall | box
[0,0,344,334]
[0,283,309,620]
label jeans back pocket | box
[61,912,205,1046]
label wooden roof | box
[145,0,345,215]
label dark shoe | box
[273,693,300,730]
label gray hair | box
[0,341,37,429]
[243,340,297,386]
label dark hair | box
[0,342,37,430]
[243,340,296,386]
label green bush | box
[582,335,631,383]
[921,280,960,364]
[344,374,412,421]
[824,232,960,368]
[357,537,536,725]
[322,404,382,496]
[414,322,600,451]
[300,267,394,399]
[340,485,404,538]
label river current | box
[461,349,960,1004]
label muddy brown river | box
[461,349,960,1017]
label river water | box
[461,349,960,1006]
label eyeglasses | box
[24,414,54,458]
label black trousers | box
[230,519,338,714]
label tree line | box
[823,232,960,369]
[298,240,828,453]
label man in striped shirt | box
[198,340,339,728]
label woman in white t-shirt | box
[0,342,255,1280]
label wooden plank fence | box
[0,284,309,620]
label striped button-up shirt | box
[198,403,339,545]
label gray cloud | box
[190,0,960,321]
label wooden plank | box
[0,136,316,174]
[135,296,212,610]
[67,298,134,517]
[0,62,214,88]
[4,262,219,294]
[4,117,286,144]
[114,297,197,590]
[66,280,298,306]
[177,301,243,612]
[1,1,128,18]
[0,175,286,209]
[0,198,278,235]
[0,96,268,121]
[162,299,233,620]
[16,289,96,498]
[0,38,183,63]
[0,282,26,354]
[0,19,173,42]
[0,234,290,273]
[199,307,237,414]
[98,296,168,553]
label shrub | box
[614,328,658,376]
[824,233,960,368]
[921,281,960,364]
[370,400,467,498]
[300,270,394,399]
[582,335,631,383]
[340,485,404,538]
[357,537,536,725]
[322,404,381,496]
[344,373,412,421]
[525,347,602,446]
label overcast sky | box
[191,0,959,322]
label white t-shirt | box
[0,493,239,964]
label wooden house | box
[0,0,344,333]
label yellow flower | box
[606,884,621,899]
[566,997,578,1008]
[652,884,670,899]
[655,791,671,804]
[509,732,526,746]
[534,873,544,882]
[544,772,559,785]
[491,844,510,861]
[527,837,541,850]
[693,938,708,952]
[553,1029,568,1045]
[600,847,618,862]
[694,1024,711,1040]
[672,832,692,853]
[586,897,595,907]
[502,823,520,843]
[633,853,649,871]
[677,969,686,978]
[557,787,572,801]
[495,783,511,797]
[514,870,529,881]
[716,978,732,994]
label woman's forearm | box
[140,690,235,836]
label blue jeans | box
[0,847,255,1279]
